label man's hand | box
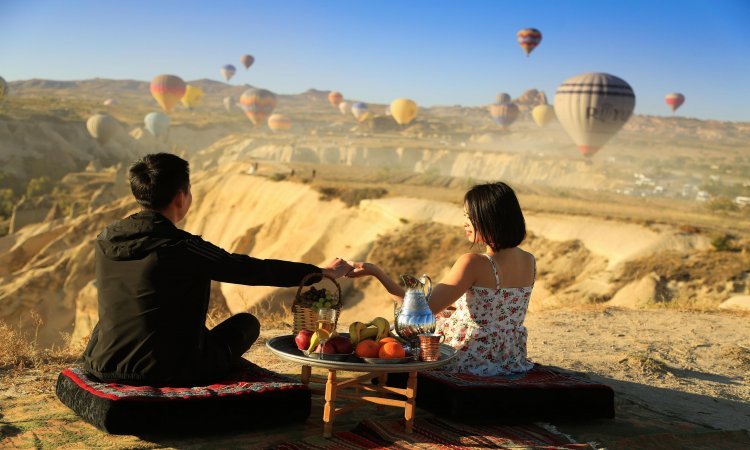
[321,258,354,279]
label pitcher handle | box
[422,274,433,301]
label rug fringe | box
[535,422,576,443]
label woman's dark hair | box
[464,181,526,251]
[129,153,190,210]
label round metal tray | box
[361,355,416,364]
[266,334,457,372]
[303,351,356,361]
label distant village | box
[613,166,750,208]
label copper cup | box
[418,333,445,362]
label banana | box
[307,330,321,353]
[359,326,379,341]
[369,317,391,341]
[348,321,367,345]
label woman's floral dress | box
[436,254,535,376]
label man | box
[83,153,351,386]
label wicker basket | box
[291,273,343,335]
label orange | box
[378,342,406,359]
[378,337,399,345]
[355,340,380,358]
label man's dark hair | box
[464,181,526,251]
[129,153,190,210]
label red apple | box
[295,329,314,351]
[328,336,354,354]
[317,340,337,354]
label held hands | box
[322,257,354,279]
[344,261,379,278]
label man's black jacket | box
[83,210,321,384]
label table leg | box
[323,369,337,438]
[376,373,389,411]
[404,371,417,433]
[300,365,311,386]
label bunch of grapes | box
[301,286,339,310]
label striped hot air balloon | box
[489,102,520,128]
[86,114,119,145]
[220,64,236,81]
[351,102,369,122]
[328,91,343,107]
[496,92,511,104]
[240,54,255,69]
[517,28,542,56]
[267,113,292,131]
[150,75,186,113]
[240,88,277,126]
[665,92,685,113]
[554,72,635,158]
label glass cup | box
[417,333,445,362]
[316,308,337,359]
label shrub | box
[339,188,388,207]
[26,176,53,199]
[711,233,737,252]
[269,173,287,182]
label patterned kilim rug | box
[269,417,594,449]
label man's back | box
[84,210,211,384]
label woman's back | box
[437,248,535,376]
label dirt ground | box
[1,307,749,449]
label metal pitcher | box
[394,274,435,340]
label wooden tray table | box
[266,335,457,437]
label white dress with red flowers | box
[436,253,534,376]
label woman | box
[347,182,535,376]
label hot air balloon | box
[223,96,234,113]
[0,76,7,101]
[496,92,511,104]
[517,28,542,56]
[489,102,520,128]
[390,98,418,125]
[180,85,204,110]
[239,88,277,125]
[328,91,343,108]
[220,64,237,81]
[351,102,369,122]
[86,114,119,144]
[531,104,556,127]
[150,75,186,113]
[665,92,685,113]
[144,112,170,138]
[267,113,292,132]
[338,101,349,115]
[240,54,255,69]
[554,72,635,158]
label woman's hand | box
[344,261,379,278]
[321,258,354,279]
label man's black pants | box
[188,313,261,384]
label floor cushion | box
[55,359,311,435]
[387,364,614,421]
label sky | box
[1,0,749,121]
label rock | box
[607,273,660,308]
[718,295,750,312]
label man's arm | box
[183,237,322,287]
